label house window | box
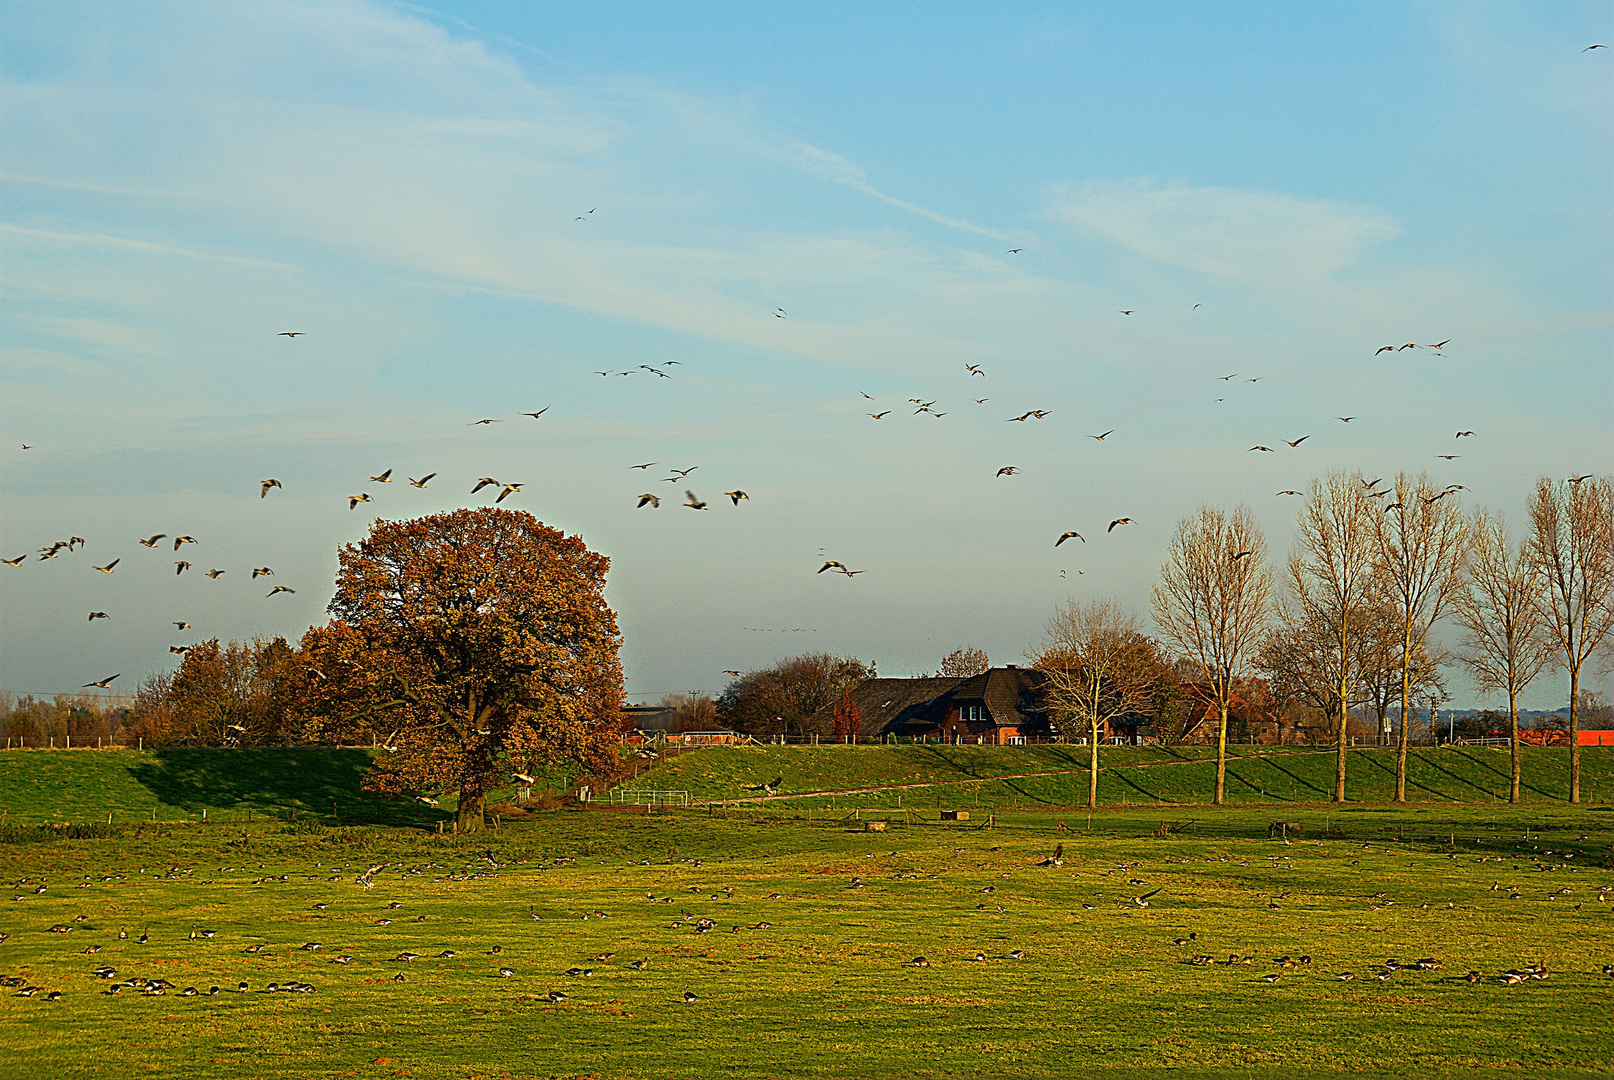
[960,705,986,723]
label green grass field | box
[1,748,1611,1079]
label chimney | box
[1005,664,1017,670]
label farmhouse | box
[812,666,1061,744]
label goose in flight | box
[470,418,501,425]
[1283,436,1309,447]
[268,586,295,597]
[1007,412,1032,422]
[996,466,1020,477]
[204,569,225,579]
[818,561,848,574]
[1233,550,1252,560]
[173,621,191,629]
[278,332,302,338]
[495,483,522,503]
[1435,454,1459,460]
[869,411,890,419]
[723,490,748,505]
[251,567,274,579]
[260,479,282,498]
[1455,431,1474,438]
[1249,446,1274,452]
[88,611,109,621]
[169,646,189,655]
[1375,346,1395,355]
[408,473,435,488]
[94,559,119,574]
[369,470,393,483]
[1339,416,1355,422]
[1428,339,1451,349]
[1056,531,1084,547]
[471,478,500,494]
[1219,374,1238,381]
[636,493,661,508]
[1090,430,1114,441]
[1,556,23,567]
[1118,310,1133,315]
[173,536,197,550]
[174,561,192,575]
[1108,518,1134,532]
[966,364,985,376]
[83,674,121,688]
[1276,490,1303,496]
[1569,474,1594,484]
[974,399,988,405]
[138,534,166,548]
[683,491,708,510]
[1005,248,1021,254]
[349,494,373,508]
[521,408,549,419]
[631,462,656,470]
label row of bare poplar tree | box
[1033,473,1614,806]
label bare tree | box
[1151,505,1272,804]
[1527,475,1614,803]
[939,646,990,677]
[1028,598,1156,808]
[1453,510,1552,802]
[1289,472,1379,802]
[1373,473,1470,801]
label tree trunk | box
[456,787,486,833]
[1568,665,1580,804]
[1395,643,1410,803]
[1215,699,1227,805]
[1089,716,1099,809]
[1508,687,1520,804]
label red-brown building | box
[811,666,1057,744]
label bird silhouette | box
[683,491,708,510]
[278,332,302,338]
[173,622,191,629]
[1091,430,1114,441]
[173,536,197,550]
[521,408,549,419]
[818,561,848,574]
[636,493,661,508]
[1249,446,1274,452]
[88,611,109,621]
[1276,490,1303,496]
[252,567,274,579]
[408,474,435,488]
[1,556,24,567]
[495,483,523,504]
[631,462,656,470]
[470,419,501,426]
[1455,431,1475,438]
[471,478,499,494]
[260,479,282,498]
[369,470,393,483]
[94,559,119,574]
[349,494,373,509]
[1283,437,1309,447]
[138,534,166,548]
[83,675,121,689]
[869,411,890,419]
[1108,518,1133,532]
[996,466,1020,477]
[174,561,192,575]
[1056,531,1084,547]
[723,491,748,505]
[205,569,225,579]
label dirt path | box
[717,748,1338,804]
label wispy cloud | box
[1045,179,1401,287]
[1,225,303,272]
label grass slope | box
[629,745,1614,809]
[0,807,1610,1079]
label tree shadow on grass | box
[126,748,441,827]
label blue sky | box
[2,1,1609,707]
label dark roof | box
[808,667,1051,737]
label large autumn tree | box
[299,508,625,832]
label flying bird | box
[1455,431,1474,438]
[1587,44,1607,50]
[974,399,988,404]
[1005,249,1021,254]
[683,491,708,510]
[83,675,121,688]
[1219,374,1237,381]
[471,478,500,494]
[204,569,225,579]
[1090,430,1114,441]
[1283,437,1309,447]
[88,611,109,621]
[495,483,522,503]
[169,646,188,655]
[1108,518,1133,532]
[369,470,393,483]
[631,463,656,470]
[1,556,24,567]
[996,466,1020,477]
[138,535,166,547]
[349,494,372,509]
[869,411,890,419]
[1569,474,1593,484]
[470,419,501,425]
[174,561,192,575]
[636,493,661,508]
[408,474,435,488]
[1276,490,1303,496]
[966,364,985,376]
[173,622,191,629]
[1339,417,1355,423]
[173,536,197,550]
[94,559,119,574]
[1436,455,1459,460]
[818,561,848,574]
[277,332,302,338]
[252,567,274,579]
[1119,310,1133,315]
[1056,531,1085,547]
[723,491,748,505]
[521,408,549,419]
[1375,346,1394,355]
[1249,446,1274,452]
[260,479,282,498]
[1233,550,1252,560]
[268,586,295,597]
[1429,339,1451,349]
